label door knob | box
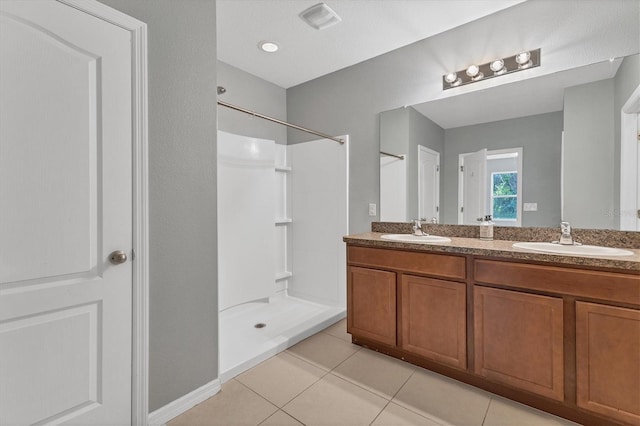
[109,250,128,265]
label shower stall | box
[217,130,348,382]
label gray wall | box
[443,112,563,227]
[217,61,287,145]
[286,0,638,234]
[614,54,640,228]
[563,79,615,229]
[98,0,218,412]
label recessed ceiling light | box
[258,41,279,53]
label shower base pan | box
[219,293,345,382]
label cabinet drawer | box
[474,259,640,305]
[348,246,466,280]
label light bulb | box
[445,72,458,83]
[466,64,480,77]
[258,41,279,53]
[515,51,531,64]
[490,59,506,74]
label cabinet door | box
[576,302,640,425]
[347,266,396,346]
[401,275,466,368]
[474,286,564,401]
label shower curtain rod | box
[217,100,344,144]
[380,151,405,160]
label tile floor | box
[168,319,579,426]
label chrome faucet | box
[558,221,574,245]
[412,219,425,236]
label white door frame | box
[620,84,640,231]
[59,1,149,424]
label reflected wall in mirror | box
[380,54,640,230]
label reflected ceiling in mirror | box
[416,58,623,129]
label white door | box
[459,149,487,225]
[0,1,133,424]
[418,145,440,222]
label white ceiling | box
[216,0,526,89]
[217,0,639,128]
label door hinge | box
[131,249,136,261]
[461,206,464,213]
[436,166,440,172]
[637,209,640,219]
[460,165,464,172]
[436,206,439,212]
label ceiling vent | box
[299,3,342,30]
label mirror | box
[380,54,640,230]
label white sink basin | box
[512,242,634,257]
[381,234,451,244]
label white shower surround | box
[217,131,276,311]
[217,132,348,381]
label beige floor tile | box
[168,379,277,426]
[236,351,326,407]
[333,348,416,399]
[286,331,359,371]
[371,402,443,426]
[483,397,580,426]
[322,318,352,342]
[283,373,388,426]
[259,410,304,426]
[393,369,491,426]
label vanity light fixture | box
[443,48,540,90]
[258,41,279,53]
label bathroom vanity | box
[343,228,640,426]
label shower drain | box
[254,323,266,329]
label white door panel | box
[0,1,132,424]
[460,149,487,225]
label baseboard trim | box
[148,379,221,425]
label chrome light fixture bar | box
[442,48,540,90]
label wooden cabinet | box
[347,266,396,346]
[401,275,466,368]
[474,286,564,400]
[576,302,640,425]
[346,242,640,425]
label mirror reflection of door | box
[458,149,487,225]
[418,145,440,222]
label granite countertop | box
[343,232,640,271]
